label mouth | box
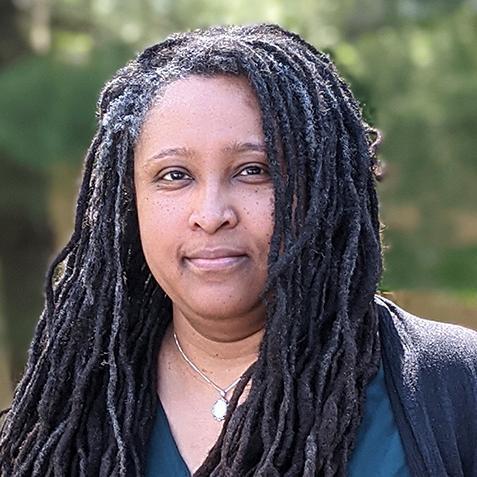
[184,248,248,272]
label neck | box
[165,303,265,387]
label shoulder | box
[375,296,477,475]
[375,295,477,376]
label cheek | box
[136,194,186,264]
[251,189,274,226]
[137,186,183,228]
[241,189,275,248]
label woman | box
[0,24,476,477]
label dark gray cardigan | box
[376,297,477,477]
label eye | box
[158,169,192,182]
[238,165,269,177]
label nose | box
[188,183,239,234]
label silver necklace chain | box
[173,332,242,398]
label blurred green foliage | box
[329,4,477,289]
[0,47,130,167]
[0,0,476,389]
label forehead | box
[136,75,265,151]
[150,74,260,118]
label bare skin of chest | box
[159,380,225,472]
[157,327,254,473]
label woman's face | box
[134,75,274,325]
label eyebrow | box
[223,141,267,154]
[146,147,191,163]
[145,141,267,164]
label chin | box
[189,299,254,321]
[184,289,265,321]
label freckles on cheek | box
[140,200,189,265]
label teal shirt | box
[146,365,410,476]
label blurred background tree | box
[0,0,476,406]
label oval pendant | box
[211,397,228,421]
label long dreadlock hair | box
[0,24,383,476]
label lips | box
[184,247,248,271]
